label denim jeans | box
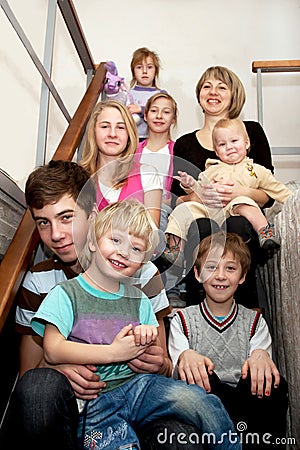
[3,368,79,450]
[2,368,204,450]
[78,374,241,450]
[159,203,172,234]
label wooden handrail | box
[58,0,94,73]
[252,59,300,73]
[0,62,106,333]
[53,62,105,160]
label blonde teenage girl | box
[80,99,162,228]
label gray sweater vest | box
[177,302,260,386]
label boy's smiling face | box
[87,228,147,290]
[33,194,94,272]
[195,248,246,307]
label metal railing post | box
[256,68,263,126]
[0,0,71,122]
[36,0,57,167]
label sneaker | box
[162,234,181,264]
[162,247,180,264]
[258,224,280,250]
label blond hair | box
[80,100,139,188]
[212,118,250,152]
[80,200,160,270]
[195,66,246,119]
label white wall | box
[1,0,299,188]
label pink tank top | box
[97,162,144,211]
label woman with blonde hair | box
[171,66,274,308]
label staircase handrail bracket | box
[252,59,300,73]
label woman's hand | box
[211,178,270,208]
[202,177,245,207]
[198,180,231,207]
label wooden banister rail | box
[252,59,300,126]
[58,0,95,73]
[252,59,300,73]
[0,62,106,333]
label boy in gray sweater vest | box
[169,232,288,450]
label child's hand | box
[174,171,196,189]
[241,349,281,398]
[133,324,158,346]
[127,103,142,115]
[111,324,148,361]
[177,349,214,392]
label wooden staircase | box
[0,0,107,424]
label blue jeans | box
[4,368,79,450]
[78,374,241,450]
[159,203,172,233]
[4,368,205,450]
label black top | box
[172,120,274,198]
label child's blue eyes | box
[111,238,142,253]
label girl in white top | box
[137,92,178,232]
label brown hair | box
[195,66,246,119]
[195,232,251,277]
[130,47,161,88]
[25,160,96,217]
